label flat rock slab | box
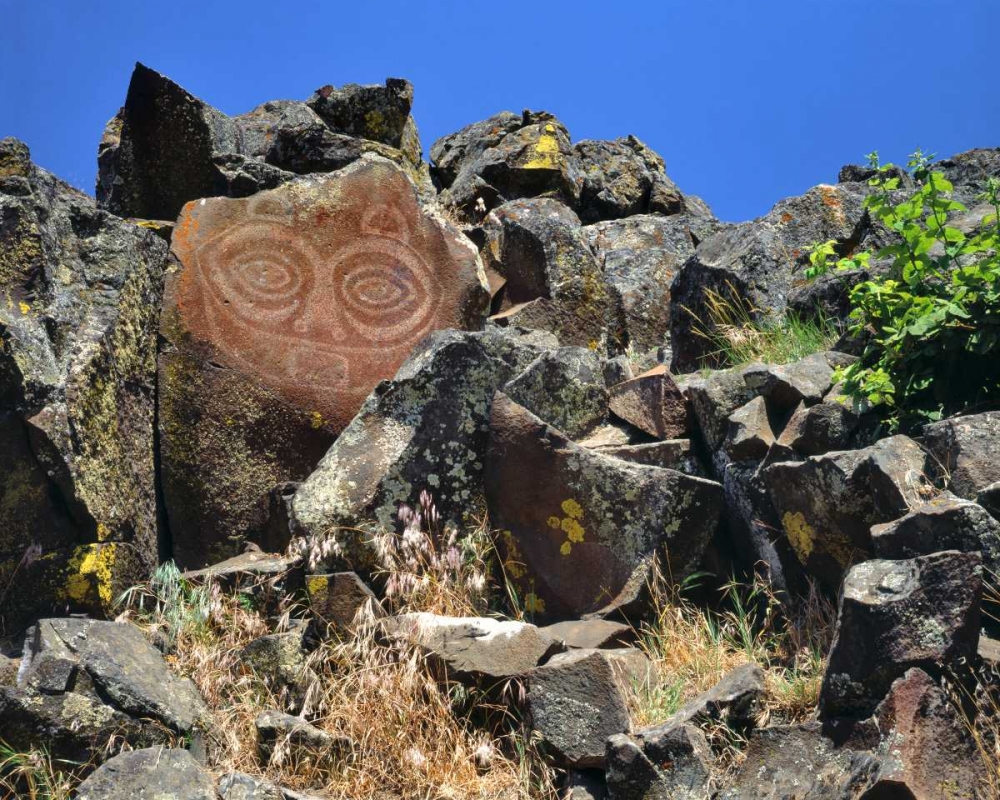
[161,156,488,566]
[75,747,217,800]
[486,393,721,620]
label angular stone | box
[486,394,722,620]
[820,551,981,718]
[565,770,608,800]
[289,329,545,565]
[219,772,284,800]
[503,347,608,440]
[775,399,859,457]
[586,439,704,476]
[871,492,1000,577]
[608,366,689,440]
[0,139,169,629]
[482,198,610,348]
[538,619,633,650]
[655,663,766,733]
[682,367,758,451]
[75,748,217,800]
[526,648,648,768]
[256,709,347,766]
[670,184,868,371]
[381,612,562,682]
[606,724,713,800]
[161,156,489,566]
[741,352,841,410]
[182,550,303,589]
[763,436,930,587]
[724,396,774,461]
[430,111,522,189]
[240,627,315,712]
[306,571,380,630]
[924,411,1000,500]
[978,480,1000,521]
[719,722,879,800]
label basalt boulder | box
[97,63,426,221]
[486,393,722,620]
[75,748,218,800]
[923,410,1000,500]
[161,156,489,567]
[0,138,169,630]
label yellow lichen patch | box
[62,543,117,609]
[500,530,526,579]
[546,516,561,530]
[561,516,585,543]
[524,592,546,615]
[96,522,110,542]
[782,511,815,563]
[561,499,583,520]
[310,411,325,430]
[307,574,330,600]
[560,541,572,556]
[523,127,561,170]
[18,301,29,315]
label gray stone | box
[306,571,381,630]
[764,436,931,587]
[565,769,607,800]
[503,347,608,439]
[382,612,562,682]
[924,411,1000,500]
[741,351,843,411]
[775,398,859,457]
[585,439,704,476]
[608,366,689,440]
[0,138,169,630]
[430,111,523,189]
[820,551,982,718]
[606,724,712,800]
[240,627,315,713]
[219,772,283,800]
[655,663,766,733]
[75,747,217,800]
[538,619,633,650]
[723,396,774,461]
[256,709,348,765]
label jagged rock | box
[936,147,1000,206]
[786,267,870,322]
[75,747,217,800]
[573,136,697,223]
[482,198,610,348]
[306,571,380,630]
[429,111,523,189]
[763,436,930,587]
[606,724,713,800]
[183,550,304,590]
[602,355,634,387]
[577,421,647,450]
[863,667,985,796]
[381,613,562,682]
[682,367,759,451]
[565,770,608,800]
[526,648,650,768]
[670,184,868,371]
[741,351,844,410]
[96,63,425,220]
[161,156,489,567]
[719,722,879,799]
[0,138,169,630]
[241,627,315,712]
[220,772,284,800]
[608,366,689,440]
[978,480,1000,521]
[584,213,719,257]
[924,410,1000,500]
[871,492,1000,577]
[538,619,633,650]
[256,709,347,766]
[289,329,546,565]
[438,114,584,219]
[486,394,722,620]
[775,398,859,457]
[503,347,608,439]
[820,551,981,718]
[723,396,774,461]
[18,618,208,734]
[585,439,704,476]
[655,663,766,733]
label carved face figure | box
[170,160,485,431]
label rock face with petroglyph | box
[160,155,489,567]
[0,138,168,632]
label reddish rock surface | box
[608,365,690,440]
[160,156,489,566]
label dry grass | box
[0,743,79,800]
[686,283,839,370]
[630,565,836,732]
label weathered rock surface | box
[764,435,930,587]
[486,393,722,620]
[820,551,981,718]
[924,410,1000,500]
[256,709,347,766]
[608,366,689,440]
[657,663,766,733]
[382,612,561,682]
[482,198,610,348]
[723,395,774,461]
[161,156,489,567]
[606,724,713,800]
[75,747,217,800]
[775,398,859,456]
[526,647,649,768]
[241,626,315,712]
[538,619,633,650]
[305,571,380,630]
[0,138,169,631]
[289,329,545,565]
[97,63,426,221]
[670,184,868,371]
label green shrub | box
[817,150,1000,430]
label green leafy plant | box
[803,239,870,280]
[827,150,1000,429]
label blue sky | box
[2,0,997,222]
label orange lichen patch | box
[780,212,794,224]
[818,185,847,225]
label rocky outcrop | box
[161,157,489,567]
[75,748,218,800]
[0,138,169,631]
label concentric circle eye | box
[202,223,317,324]
[332,239,438,345]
